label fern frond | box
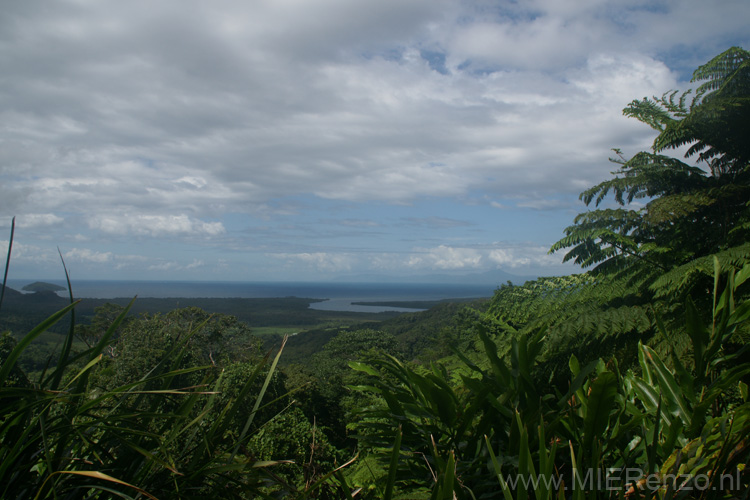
[692,46,750,93]
[644,192,716,224]
[650,243,750,298]
[579,153,707,207]
[623,97,675,131]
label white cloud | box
[402,243,573,271]
[488,247,542,268]
[0,0,700,220]
[148,261,180,272]
[1,214,64,228]
[402,217,472,229]
[144,258,205,273]
[514,198,573,211]
[275,252,355,273]
[176,176,208,189]
[408,245,483,270]
[488,248,528,267]
[64,248,112,263]
[114,254,150,270]
[339,219,382,228]
[0,0,746,279]
[88,214,225,237]
[0,241,58,265]
[186,259,204,269]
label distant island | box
[21,281,66,293]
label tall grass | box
[0,216,15,313]
[0,224,355,499]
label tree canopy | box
[476,48,750,376]
[551,46,750,299]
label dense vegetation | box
[1,47,749,499]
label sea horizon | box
[5,278,496,313]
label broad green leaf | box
[485,434,515,500]
[685,297,709,379]
[569,354,580,376]
[583,371,617,454]
[384,426,402,500]
[348,361,380,376]
[641,344,692,427]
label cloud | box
[186,259,204,269]
[338,219,382,228]
[401,217,472,229]
[405,243,573,271]
[0,0,697,223]
[146,258,204,273]
[64,248,113,264]
[514,198,574,211]
[487,246,560,269]
[148,261,181,272]
[275,252,355,273]
[408,245,483,270]
[88,214,225,237]
[113,254,150,270]
[1,0,747,279]
[1,214,64,228]
[0,241,58,265]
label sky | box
[1,0,749,283]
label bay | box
[5,279,495,313]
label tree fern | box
[651,243,750,299]
[552,47,750,302]
[481,273,656,384]
[627,46,750,174]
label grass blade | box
[485,434,514,500]
[35,470,159,500]
[50,247,76,390]
[0,216,14,313]
[384,425,402,500]
[0,301,79,385]
[231,335,288,461]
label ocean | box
[5,279,496,313]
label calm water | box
[5,279,494,313]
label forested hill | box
[274,297,490,365]
[0,285,71,334]
[0,287,404,337]
[1,280,491,369]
